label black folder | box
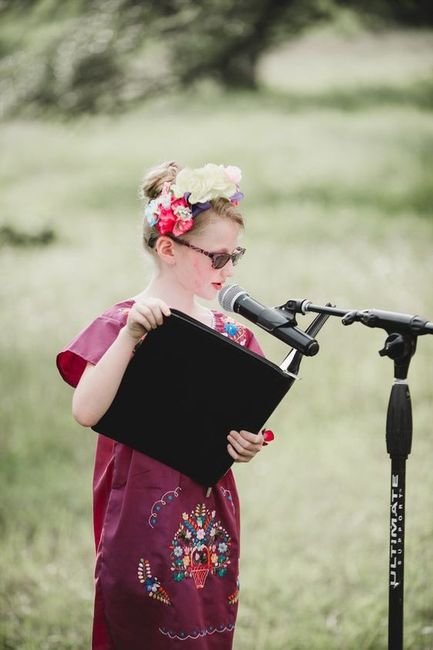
[92,309,294,486]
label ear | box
[155,236,176,265]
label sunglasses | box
[170,236,246,270]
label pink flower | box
[173,218,193,236]
[154,195,194,237]
[224,165,242,185]
[157,211,176,235]
[172,197,192,220]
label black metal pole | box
[386,378,413,650]
[388,456,406,649]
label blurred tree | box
[0,0,431,116]
[339,0,433,27]
[165,0,330,90]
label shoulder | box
[80,297,136,345]
[212,310,253,347]
[98,298,135,323]
[56,298,135,387]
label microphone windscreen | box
[218,284,247,312]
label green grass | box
[1,27,433,650]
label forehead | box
[193,219,242,250]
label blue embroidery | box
[137,559,172,605]
[219,486,236,513]
[148,487,182,528]
[224,322,239,336]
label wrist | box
[118,325,146,347]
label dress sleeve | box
[56,310,128,388]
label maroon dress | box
[56,300,264,650]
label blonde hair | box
[139,160,244,254]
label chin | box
[197,287,216,301]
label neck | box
[134,272,210,321]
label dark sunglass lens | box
[212,254,230,269]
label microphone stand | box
[278,300,433,650]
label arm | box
[72,298,170,427]
[72,327,138,427]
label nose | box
[221,259,234,279]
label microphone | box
[218,284,319,356]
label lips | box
[212,283,222,290]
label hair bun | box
[139,161,182,200]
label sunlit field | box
[1,27,433,650]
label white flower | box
[172,164,237,204]
[173,204,192,221]
[144,199,159,226]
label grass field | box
[1,26,433,650]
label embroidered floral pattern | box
[224,321,239,337]
[170,503,231,589]
[138,559,172,605]
[216,314,248,346]
[228,577,240,605]
[219,486,236,514]
[159,623,235,640]
[148,487,182,528]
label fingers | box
[124,298,171,341]
[134,304,159,330]
[227,429,263,463]
[129,299,170,330]
[135,299,171,329]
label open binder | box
[92,310,297,486]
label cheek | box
[190,259,213,289]
[192,258,208,276]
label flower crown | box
[144,163,244,239]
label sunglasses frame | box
[169,236,246,269]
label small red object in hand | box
[261,429,275,446]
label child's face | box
[174,218,242,301]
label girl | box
[56,161,269,650]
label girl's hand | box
[227,429,264,463]
[124,298,171,342]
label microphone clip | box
[275,299,307,325]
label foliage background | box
[1,3,433,649]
